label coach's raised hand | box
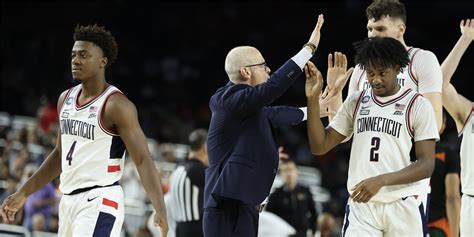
[304,14,324,54]
[460,18,474,40]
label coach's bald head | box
[224,46,271,86]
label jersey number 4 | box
[370,137,380,162]
[66,141,77,166]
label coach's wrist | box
[303,42,317,54]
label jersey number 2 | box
[370,137,380,162]
[66,141,77,166]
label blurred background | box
[1,0,473,236]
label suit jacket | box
[205,59,305,208]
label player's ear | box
[100,57,108,69]
[395,65,401,74]
[397,23,406,38]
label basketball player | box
[306,37,438,236]
[440,18,474,237]
[320,0,443,225]
[0,25,168,236]
[346,0,443,131]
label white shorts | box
[58,185,124,237]
[461,194,474,237]
[341,197,426,237]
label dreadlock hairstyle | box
[73,24,118,67]
[353,37,409,72]
[366,0,407,23]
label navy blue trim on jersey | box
[110,136,126,159]
[92,212,116,237]
[342,204,350,237]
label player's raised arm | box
[441,19,474,131]
[0,90,67,223]
[305,61,346,155]
[105,93,168,237]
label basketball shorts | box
[341,196,426,237]
[58,185,124,237]
[460,194,474,237]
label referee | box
[168,129,208,237]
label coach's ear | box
[239,67,251,82]
[100,57,108,69]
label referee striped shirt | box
[168,159,206,223]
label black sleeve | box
[187,163,206,188]
[446,146,461,175]
[305,187,318,233]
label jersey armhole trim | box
[458,108,474,137]
[408,49,421,86]
[98,91,124,136]
[405,93,422,138]
[59,88,73,112]
[352,90,366,123]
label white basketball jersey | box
[353,47,421,91]
[331,88,438,203]
[59,84,126,194]
[460,108,474,196]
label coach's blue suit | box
[204,59,305,237]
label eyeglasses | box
[244,62,267,69]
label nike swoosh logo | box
[87,196,99,202]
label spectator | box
[266,159,318,237]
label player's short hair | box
[73,24,118,67]
[188,129,208,151]
[366,0,407,23]
[354,37,409,72]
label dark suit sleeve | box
[264,106,304,127]
[221,60,302,116]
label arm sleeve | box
[413,50,442,94]
[264,106,305,127]
[222,60,302,116]
[291,48,313,69]
[410,97,440,142]
[187,164,206,188]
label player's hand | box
[305,61,324,98]
[308,14,325,49]
[350,177,384,203]
[0,191,27,223]
[460,18,474,41]
[154,210,169,237]
[318,99,336,118]
[325,52,354,97]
